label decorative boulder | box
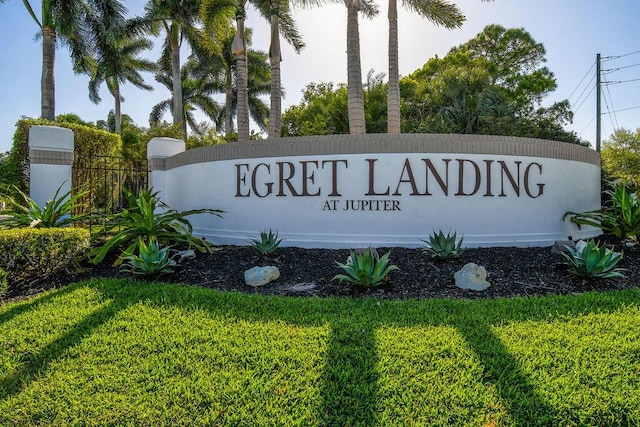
[244,266,280,287]
[454,263,491,291]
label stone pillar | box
[28,125,74,208]
[147,137,185,205]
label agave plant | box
[0,183,90,229]
[334,247,398,288]
[90,188,223,265]
[560,239,625,279]
[421,230,465,260]
[120,238,178,277]
[564,184,640,243]
[249,229,282,257]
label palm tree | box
[86,8,156,135]
[0,0,99,120]
[344,0,378,134]
[387,0,463,134]
[204,0,303,141]
[144,0,213,132]
[194,27,271,138]
[151,59,224,141]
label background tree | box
[144,0,213,132]
[601,128,640,186]
[0,0,97,120]
[344,0,379,134]
[281,70,387,136]
[86,6,156,135]
[194,27,270,138]
[205,0,302,141]
[150,58,224,141]
[387,0,463,134]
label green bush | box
[249,229,282,257]
[421,230,465,260]
[0,183,90,229]
[334,247,399,288]
[560,239,625,279]
[0,227,90,292]
[120,237,179,277]
[564,183,640,243]
[9,117,122,194]
[0,267,7,297]
[90,188,223,265]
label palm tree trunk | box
[387,0,401,134]
[233,2,250,142]
[225,73,234,138]
[346,3,366,134]
[114,83,122,135]
[41,26,56,121]
[169,24,183,130]
[268,1,282,138]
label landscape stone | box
[244,266,280,287]
[454,263,491,291]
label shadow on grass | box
[3,280,639,425]
[0,284,133,401]
[0,285,80,327]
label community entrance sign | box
[149,133,601,248]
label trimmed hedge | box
[8,118,122,193]
[0,228,90,293]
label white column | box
[147,137,185,206]
[28,125,74,207]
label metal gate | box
[72,155,148,229]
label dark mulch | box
[4,242,640,304]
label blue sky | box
[0,0,639,152]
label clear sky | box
[1,0,639,153]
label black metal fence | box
[72,155,148,229]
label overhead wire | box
[602,49,640,61]
[579,115,596,137]
[602,62,640,73]
[601,73,619,129]
[573,85,595,114]
[567,62,595,101]
[602,105,640,114]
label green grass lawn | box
[1,279,640,426]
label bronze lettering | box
[301,161,321,196]
[235,163,250,197]
[321,159,348,197]
[366,159,390,196]
[423,158,450,196]
[393,159,421,196]
[483,160,494,197]
[277,161,300,196]
[524,162,545,198]
[455,159,481,196]
[499,160,521,197]
[251,163,273,198]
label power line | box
[602,62,640,73]
[567,62,595,101]
[579,115,596,137]
[571,74,595,107]
[573,85,595,114]
[602,50,640,61]
[604,77,640,85]
[602,105,640,114]
[602,73,619,129]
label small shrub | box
[421,230,465,259]
[564,183,640,243]
[0,228,90,292]
[90,188,223,265]
[249,229,282,257]
[120,238,179,277]
[0,183,90,229]
[334,247,398,288]
[560,239,625,279]
[0,267,7,297]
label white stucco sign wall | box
[151,134,601,248]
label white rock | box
[244,266,280,287]
[454,263,491,291]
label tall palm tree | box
[387,0,463,134]
[204,0,303,141]
[151,58,224,141]
[195,29,271,137]
[0,0,99,120]
[86,7,156,135]
[144,0,211,132]
[344,0,378,134]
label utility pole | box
[596,53,602,152]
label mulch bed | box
[4,242,640,304]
